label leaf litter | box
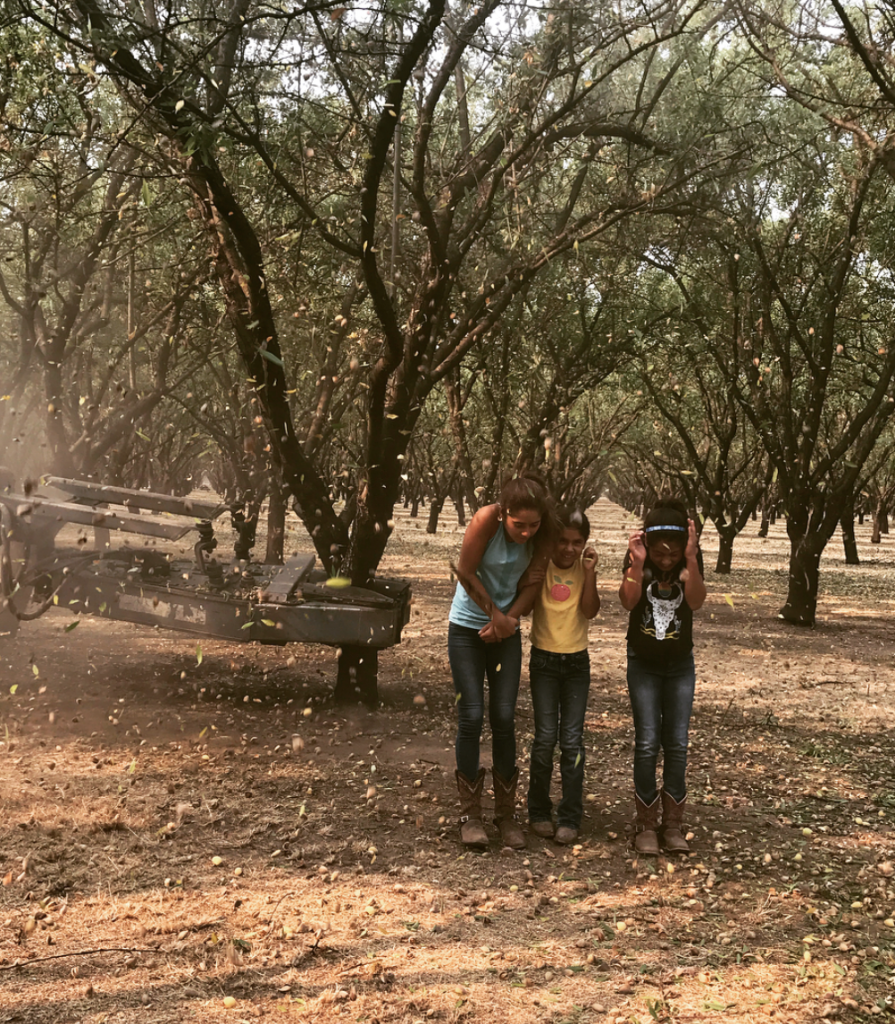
[0,500,892,1022]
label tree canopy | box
[2,0,895,628]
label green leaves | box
[259,348,284,368]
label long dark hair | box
[498,472,559,546]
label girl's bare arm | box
[682,519,707,610]
[580,546,600,619]
[452,505,504,621]
[619,530,646,610]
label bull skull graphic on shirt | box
[642,582,684,641]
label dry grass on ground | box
[0,500,893,1024]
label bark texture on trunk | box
[454,491,466,527]
[427,494,446,534]
[873,505,889,542]
[715,527,735,574]
[840,503,859,566]
[778,505,840,626]
[265,483,287,565]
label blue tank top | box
[449,522,533,629]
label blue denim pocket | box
[530,649,550,671]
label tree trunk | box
[334,646,379,705]
[758,503,770,538]
[769,508,776,525]
[879,507,889,535]
[426,494,446,534]
[872,503,884,543]
[410,493,420,518]
[45,358,74,476]
[779,510,833,626]
[780,542,822,625]
[264,482,287,564]
[445,374,480,518]
[840,501,859,566]
[715,525,735,574]
[454,491,467,527]
[858,509,865,525]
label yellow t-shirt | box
[530,557,589,653]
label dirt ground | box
[1,499,894,1024]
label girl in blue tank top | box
[449,474,554,850]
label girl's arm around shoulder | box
[683,519,707,610]
[579,545,600,619]
[507,531,551,620]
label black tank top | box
[622,550,704,661]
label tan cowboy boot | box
[456,768,488,848]
[634,793,660,856]
[492,768,526,849]
[660,790,690,853]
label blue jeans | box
[527,648,590,829]
[449,622,522,780]
[626,648,695,803]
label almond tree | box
[706,3,895,622]
[0,27,211,479]
[13,0,715,573]
[14,0,733,699]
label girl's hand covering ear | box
[627,530,647,568]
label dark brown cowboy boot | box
[492,768,526,849]
[634,793,660,856]
[456,768,488,848]
[660,790,690,853]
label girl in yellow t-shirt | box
[526,508,600,844]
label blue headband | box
[644,524,686,534]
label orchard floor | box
[1,499,894,1024]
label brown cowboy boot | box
[660,790,690,853]
[634,793,660,856]
[456,768,488,848]
[492,768,526,849]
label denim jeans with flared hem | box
[448,621,522,780]
[626,647,695,804]
[527,648,590,830]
